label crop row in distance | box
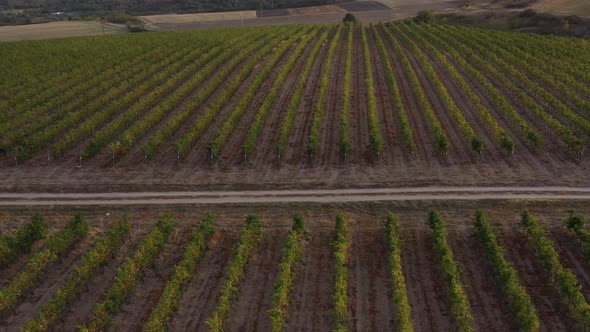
[1,210,590,330]
[1,21,589,164]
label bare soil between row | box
[1,200,589,331]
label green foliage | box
[461,25,590,137]
[0,214,48,268]
[0,214,89,314]
[332,212,350,331]
[308,24,343,159]
[379,23,449,153]
[415,10,434,24]
[565,210,590,260]
[7,48,170,161]
[103,13,142,25]
[565,210,586,234]
[115,29,277,158]
[400,22,514,153]
[79,47,215,160]
[342,13,356,23]
[82,214,175,331]
[145,29,283,159]
[243,26,322,161]
[276,26,332,159]
[2,22,590,161]
[66,28,269,160]
[391,23,482,155]
[370,23,416,152]
[175,27,293,159]
[521,211,590,327]
[144,215,216,332]
[385,212,414,332]
[0,47,162,135]
[23,218,130,331]
[474,210,539,331]
[438,24,584,154]
[268,215,306,331]
[292,214,306,233]
[360,25,384,156]
[209,26,312,160]
[206,215,262,331]
[111,43,239,157]
[458,25,590,155]
[340,23,353,159]
[428,211,474,331]
[49,48,190,159]
[416,23,542,148]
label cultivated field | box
[1,200,590,331]
[0,21,126,42]
[1,14,589,332]
[139,10,258,29]
[1,21,590,191]
[533,0,590,17]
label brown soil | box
[285,229,334,330]
[2,24,590,192]
[449,230,515,331]
[402,227,453,331]
[57,223,151,331]
[497,228,573,331]
[349,24,370,164]
[252,28,322,166]
[110,226,191,331]
[0,228,100,329]
[283,27,332,165]
[347,226,395,330]
[227,230,285,331]
[366,25,405,166]
[318,24,345,166]
[0,200,590,330]
[168,230,238,331]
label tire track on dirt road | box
[3,186,590,206]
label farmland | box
[1,21,590,192]
[0,200,589,330]
[0,21,126,42]
[2,8,590,331]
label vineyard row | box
[1,22,589,165]
[1,209,590,330]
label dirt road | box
[2,186,590,206]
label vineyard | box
[0,21,589,180]
[3,14,590,332]
[0,202,589,330]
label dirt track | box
[2,186,590,206]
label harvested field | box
[533,0,590,17]
[139,10,257,27]
[337,0,391,12]
[284,4,346,15]
[0,200,589,330]
[0,21,125,42]
[149,9,396,29]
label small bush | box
[415,10,434,23]
[565,15,582,24]
[104,13,142,25]
[343,13,356,23]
